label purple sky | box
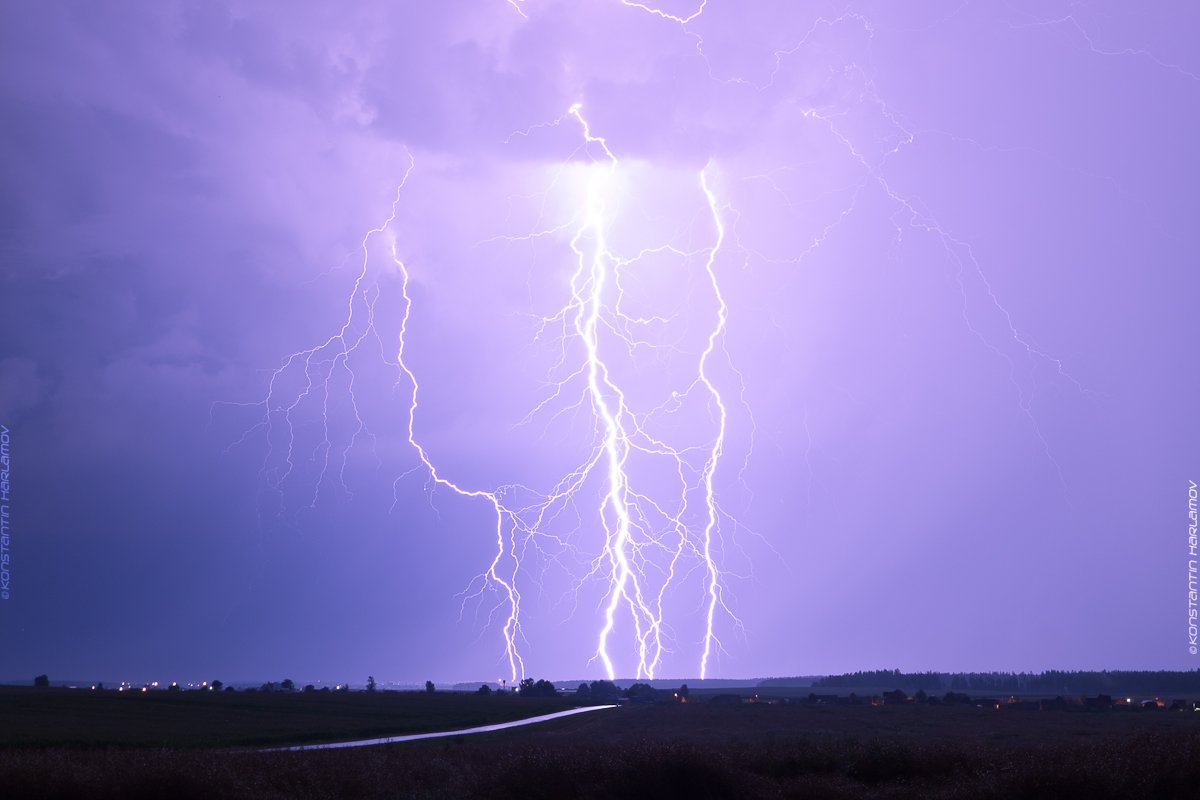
[1,1,1197,686]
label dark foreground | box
[0,686,576,748]
[5,693,1200,798]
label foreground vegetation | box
[5,688,1200,797]
[0,686,576,748]
[4,726,1200,799]
[796,668,1200,695]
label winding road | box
[260,704,618,751]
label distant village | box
[21,668,1200,713]
[716,689,1200,713]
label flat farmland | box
[4,689,1200,798]
[0,687,576,748]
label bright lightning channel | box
[236,101,744,682]
[553,103,740,679]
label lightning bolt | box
[391,240,527,683]
[224,154,529,681]
[619,0,708,26]
[627,2,1092,493]
[528,103,743,679]
[695,168,729,679]
[225,96,746,681]
[220,0,1125,682]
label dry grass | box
[4,730,1200,799]
[0,686,577,748]
[5,690,1200,798]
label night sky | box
[1,1,1197,687]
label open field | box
[542,700,1200,747]
[0,687,576,748]
[5,689,1200,798]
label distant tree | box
[96,682,104,691]
[914,688,928,703]
[211,680,223,692]
[281,679,295,692]
[588,680,620,702]
[626,682,656,703]
[425,680,436,693]
[33,674,49,688]
[528,679,557,697]
[167,682,181,692]
[576,683,591,699]
[303,684,316,693]
[518,677,534,694]
[678,684,690,702]
[366,676,377,693]
[261,681,277,693]
[476,683,493,695]
[337,683,350,693]
[224,685,236,692]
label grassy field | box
[0,686,577,748]
[5,688,1200,798]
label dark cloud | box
[0,0,1195,684]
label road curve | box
[260,704,618,751]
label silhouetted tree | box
[366,676,377,693]
[476,684,493,695]
[224,685,236,692]
[914,688,928,703]
[576,683,591,698]
[678,684,690,702]
[518,677,534,693]
[588,680,620,702]
[33,674,49,688]
[626,682,656,703]
[281,679,295,692]
[806,668,1200,696]
[425,680,435,693]
[303,684,316,693]
[211,680,223,692]
[527,679,557,697]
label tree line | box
[30,673,690,701]
[790,669,1200,694]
